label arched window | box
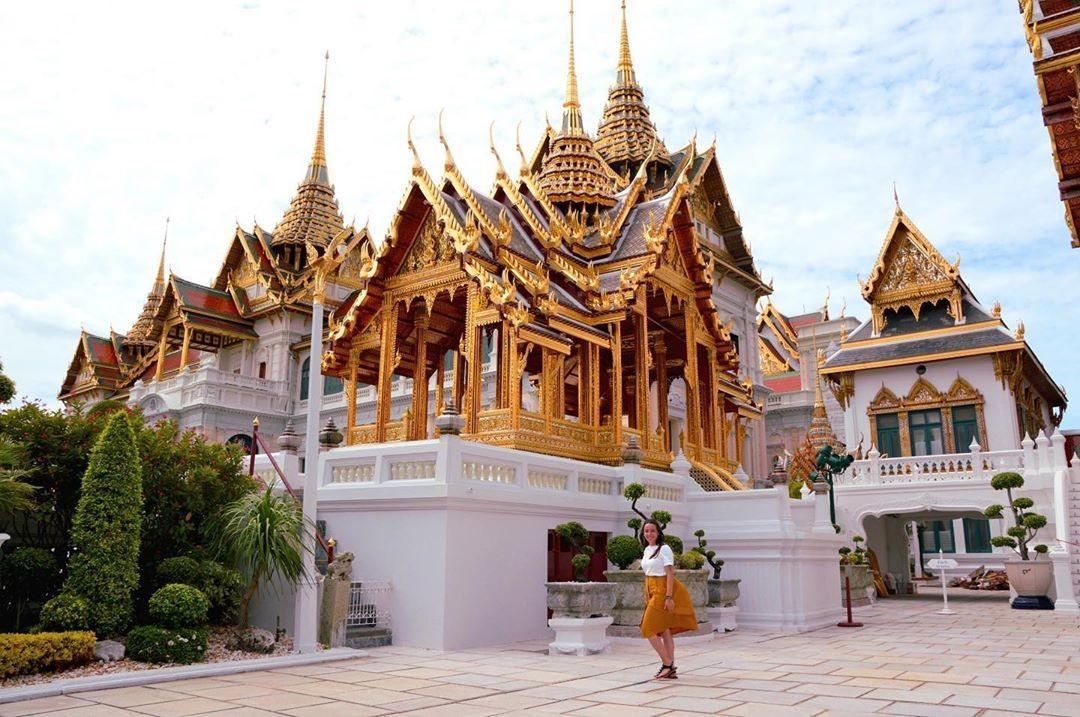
[227,433,255,454]
[300,357,344,399]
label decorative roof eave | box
[860,207,961,303]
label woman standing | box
[639,520,697,679]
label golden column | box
[684,306,701,459]
[463,286,482,433]
[344,347,358,437]
[410,313,430,440]
[178,326,193,371]
[375,302,398,442]
[611,320,623,446]
[655,339,669,452]
[634,310,650,450]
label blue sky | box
[1,1,1078,427]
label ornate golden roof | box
[594,1,668,169]
[806,351,844,453]
[536,1,617,210]
[271,53,345,249]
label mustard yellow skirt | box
[640,575,697,638]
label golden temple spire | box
[595,0,668,168]
[310,51,329,174]
[154,217,169,292]
[562,0,584,136]
[617,0,635,85]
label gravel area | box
[0,628,297,689]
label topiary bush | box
[64,412,143,637]
[39,594,90,633]
[675,550,706,570]
[691,529,724,579]
[984,471,1048,560]
[664,535,683,555]
[148,584,209,629]
[554,521,594,582]
[156,557,202,590]
[126,626,207,665]
[0,631,96,678]
[198,560,244,625]
[606,534,642,570]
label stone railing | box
[129,364,289,415]
[317,433,689,511]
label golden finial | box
[820,286,830,320]
[992,300,1002,318]
[490,122,508,181]
[406,116,423,175]
[252,416,260,428]
[617,0,635,85]
[437,109,455,172]
[1015,321,1025,340]
[561,0,584,135]
[310,51,329,170]
[155,217,169,288]
[892,181,900,212]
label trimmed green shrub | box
[1,547,59,630]
[984,471,1049,560]
[606,535,642,570]
[0,631,96,678]
[148,584,209,629]
[691,529,724,579]
[39,594,90,633]
[554,522,595,582]
[64,412,143,637]
[198,560,244,625]
[126,626,207,665]
[156,557,201,589]
[675,550,706,570]
[664,535,683,555]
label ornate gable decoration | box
[860,209,962,334]
[402,213,456,274]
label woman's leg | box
[646,634,668,663]
[660,629,675,665]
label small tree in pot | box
[692,530,739,608]
[546,522,615,622]
[983,471,1053,609]
[554,522,594,583]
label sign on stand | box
[926,550,959,615]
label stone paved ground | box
[3,592,1078,717]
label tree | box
[213,486,309,626]
[984,472,1048,561]
[0,359,14,405]
[64,412,143,636]
[0,436,35,516]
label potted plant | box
[692,530,739,608]
[983,471,1052,610]
[545,521,615,656]
[838,535,873,607]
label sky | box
[1,1,1078,427]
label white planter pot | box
[1005,559,1054,610]
[548,616,614,656]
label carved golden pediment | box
[403,213,456,274]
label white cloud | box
[0,0,1077,424]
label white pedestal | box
[707,605,739,633]
[548,616,614,656]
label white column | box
[952,519,966,555]
[295,302,323,653]
[910,522,923,578]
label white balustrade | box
[578,476,613,495]
[644,482,682,503]
[527,470,569,490]
[461,461,516,485]
[839,448,1025,486]
[330,462,375,484]
[388,460,437,481]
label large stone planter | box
[545,582,616,619]
[545,582,617,656]
[604,569,711,639]
[841,565,872,608]
[708,578,741,607]
[1005,559,1054,610]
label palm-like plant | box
[213,486,311,626]
[0,435,35,514]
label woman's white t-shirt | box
[640,543,675,576]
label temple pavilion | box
[322,2,766,488]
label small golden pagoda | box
[322,2,765,490]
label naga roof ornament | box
[536,0,617,210]
[595,0,669,169]
[271,52,345,249]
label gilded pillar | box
[634,311,650,450]
[154,324,170,382]
[451,348,463,409]
[345,348,358,439]
[463,286,482,433]
[179,326,192,371]
[434,352,446,418]
[375,302,398,442]
[410,314,430,440]
[509,326,522,428]
[588,343,601,429]
[684,307,701,459]
[611,320,623,446]
[655,340,669,452]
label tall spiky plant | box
[213,486,310,626]
[0,435,35,514]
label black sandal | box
[662,665,678,679]
[656,664,675,679]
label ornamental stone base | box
[548,616,614,656]
[707,605,739,633]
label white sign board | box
[927,558,958,570]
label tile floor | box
[3,592,1077,717]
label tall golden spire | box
[126,217,171,347]
[154,217,169,291]
[562,0,584,135]
[272,51,344,250]
[310,51,329,172]
[537,1,617,210]
[595,0,668,169]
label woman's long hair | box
[640,519,666,559]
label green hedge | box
[154,558,243,626]
[39,594,90,633]
[126,626,207,665]
[0,631,96,678]
[156,557,202,589]
[148,584,209,629]
[64,413,143,637]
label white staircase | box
[1069,454,1080,598]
